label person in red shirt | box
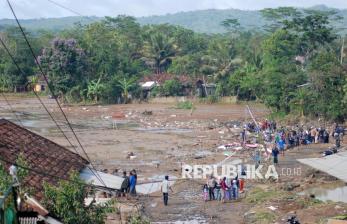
[220,177,228,203]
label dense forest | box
[1,5,347,34]
[0,7,347,121]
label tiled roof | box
[0,119,89,200]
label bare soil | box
[1,95,346,224]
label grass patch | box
[246,187,282,204]
[128,215,150,224]
[198,95,219,104]
[333,214,347,220]
[256,211,276,223]
[176,101,194,110]
[268,111,287,120]
[296,197,323,209]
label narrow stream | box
[298,183,347,203]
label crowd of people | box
[259,120,344,148]
[244,120,345,165]
[202,173,246,203]
[120,121,344,207]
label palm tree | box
[141,33,177,74]
[117,77,136,104]
[290,88,307,117]
[200,39,241,80]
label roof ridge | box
[0,118,89,164]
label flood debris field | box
[1,95,347,224]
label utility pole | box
[202,75,208,97]
[341,37,345,65]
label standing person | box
[203,184,209,202]
[278,138,285,156]
[273,121,277,131]
[120,171,130,197]
[232,176,239,200]
[310,128,316,144]
[241,128,247,145]
[129,171,137,196]
[318,128,324,143]
[225,177,232,201]
[315,128,319,143]
[214,178,222,201]
[220,177,227,203]
[323,130,329,143]
[9,164,18,183]
[239,166,246,193]
[275,133,280,145]
[334,132,341,148]
[161,175,173,206]
[207,175,215,200]
[254,150,261,169]
[272,145,279,165]
[132,169,138,194]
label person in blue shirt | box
[278,138,285,156]
[129,170,137,196]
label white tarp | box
[298,151,347,183]
[79,168,123,190]
[79,168,174,194]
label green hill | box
[0,16,101,32]
[0,5,346,34]
[137,9,265,33]
[137,6,347,33]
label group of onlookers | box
[243,120,345,165]
[203,174,245,203]
[244,119,344,149]
[271,125,344,149]
[119,169,137,198]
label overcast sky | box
[1,0,346,19]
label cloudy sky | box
[1,0,346,19]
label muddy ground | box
[1,95,347,224]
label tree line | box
[0,7,346,121]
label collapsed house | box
[0,119,124,223]
[0,118,162,223]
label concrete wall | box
[148,96,237,104]
[148,96,188,104]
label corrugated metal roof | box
[80,168,175,194]
[298,151,347,183]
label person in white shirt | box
[161,175,173,206]
[9,164,18,183]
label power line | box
[0,36,79,154]
[0,37,110,189]
[1,92,23,127]
[46,0,84,17]
[0,7,108,188]
[0,156,115,191]
[0,34,108,190]
[6,0,108,188]
[45,0,96,22]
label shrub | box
[176,101,194,110]
[160,79,182,96]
